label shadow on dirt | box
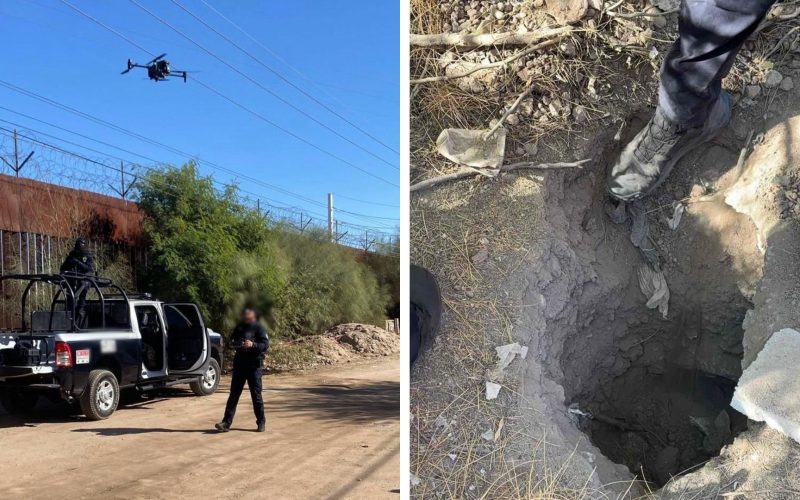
[71,427,220,436]
[0,389,191,428]
[269,380,399,423]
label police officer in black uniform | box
[215,308,269,432]
[59,237,96,329]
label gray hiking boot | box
[608,92,732,201]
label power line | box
[0,80,396,228]
[128,0,399,172]
[333,192,399,208]
[173,0,399,158]
[0,121,395,232]
[0,126,399,244]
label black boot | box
[215,421,230,432]
[608,92,731,202]
[257,421,265,432]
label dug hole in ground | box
[410,3,800,497]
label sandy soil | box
[0,356,400,500]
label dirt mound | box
[266,323,399,371]
[324,323,401,357]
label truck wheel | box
[79,369,119,420]
[1,392,39,414]
[190,358,220,396]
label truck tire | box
[1,391,39,414]
[190,358,220,396]
[79,369,120,420]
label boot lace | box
[633,113,685,163]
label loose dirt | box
[0,356,400,500]
[266,323,400,371]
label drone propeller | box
[146,53,167,65]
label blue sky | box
[0,0,399,239]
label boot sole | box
[614,93,732,202]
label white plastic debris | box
[436,128,507,169]
[448,453,457,462]
[495,342,528,371]
[731,328,800,444]
[481,429,495,441]
[568,404,592,419]
[486,381,502,400]
[410,474,421,487]
[637,264,670,319]
[666,201,686,230]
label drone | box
[121,53,187,82]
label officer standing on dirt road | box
[215,308,269,433]
[607,0,778,261]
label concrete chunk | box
[731,328,800,444]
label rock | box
[533,0,544,7]
[506,113,520,126]
[524,142,539,156]
[544,0,588,24]
[745,84,761,98]
[572,104,589,123]
[652,14,667,29]
[780,76,794,91]
[472,247,489,265]
[559,39,577,57]
[494,9,506,20]
[764,69,783,88]
[548,98,563,117]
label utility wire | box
[0,80,396,228]
[129,0,398,172]
[0,122,396,232]
[173,0,399,158]
[57,0,398,188]
[333,192,399,208]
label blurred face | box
[243,310,257,324]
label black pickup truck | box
[0,273,223,420]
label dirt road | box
[0,356,400,500]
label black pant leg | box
[247,367,265,424]
[659,0,777,126]
[223,368,247,424]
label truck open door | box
[163,304,209,376]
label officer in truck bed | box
[59,237,96,329]
[215,308,269,432]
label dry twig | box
[410,159,590,192]
[410,26,573,48]
[410,39,561,85]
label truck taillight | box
[55,342,72,368]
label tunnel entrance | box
[583,363,748,486]
[544,140,764,487]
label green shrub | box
[135,164,394,338]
